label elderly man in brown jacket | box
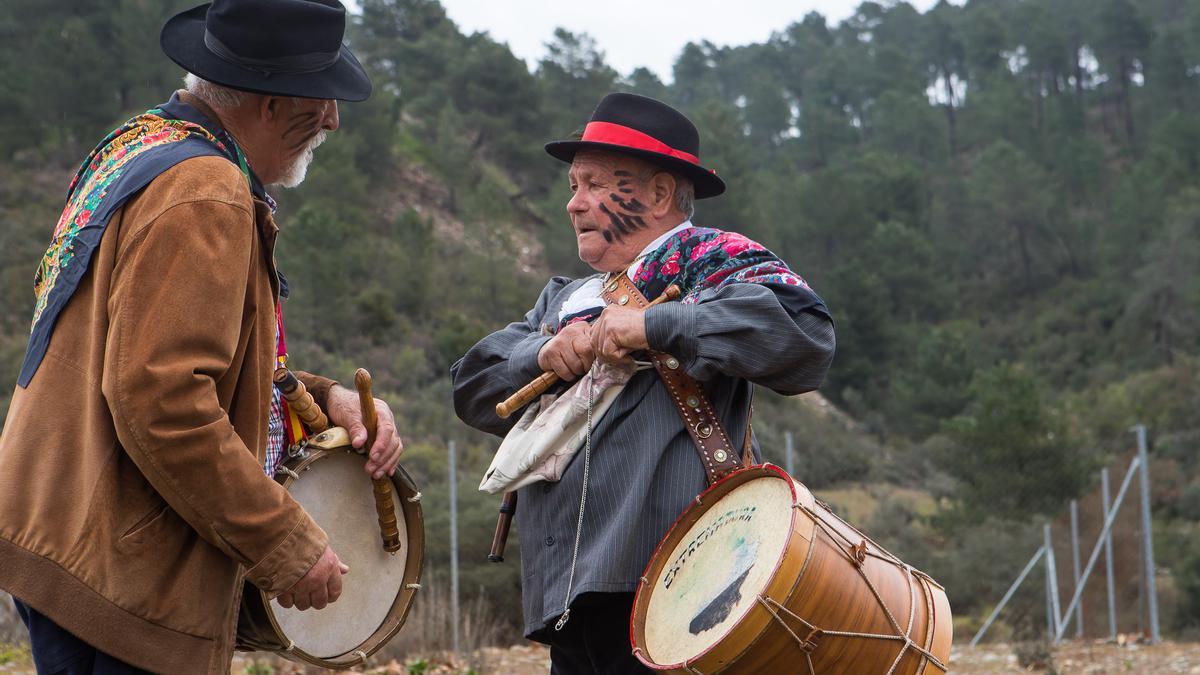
[0,2,402,673]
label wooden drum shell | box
[236,428,425,670]
[631,465,951,675]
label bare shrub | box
[379,573,517,667]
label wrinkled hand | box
[591,305,649,365]
[277,544,349,611]
[327,384,403,479]
[537,321,595,381]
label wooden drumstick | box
[495,284,682,419]
[488,491,518,563]
[355,368,402,554]
[273,368,329,433]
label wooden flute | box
[494,284,681,419]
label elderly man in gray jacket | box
[451,93,835,674]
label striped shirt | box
[452,243,835,639]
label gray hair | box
[672,174,695,219]
[183,73,246,109]
[629,163,695,218]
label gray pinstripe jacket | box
[451,258,835,639]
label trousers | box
[545,592,653,675]
[13,598,151,675]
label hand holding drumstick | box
[495,284,680,419]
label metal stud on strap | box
[687,395,700,408]
[665,357,680,369]
[714,449,728,462]
[618,294,630,305]
[695,422,713,439]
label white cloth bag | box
[479,360,640,494]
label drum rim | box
[631,463,814,671]
[240,440,425,669]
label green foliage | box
[241,660,274,675]
[1178,533,1200,628]
[2,0,1200,643]
[939,365,1089,521]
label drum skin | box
[631,465,951,675]
[236,427,425,669]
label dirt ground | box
[1,640,1198,673]
[225,641,1200,674]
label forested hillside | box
[1,0,1198,646]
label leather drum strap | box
[600,272,745,486]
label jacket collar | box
[170,90,274,210]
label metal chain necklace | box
[555,364,597,631]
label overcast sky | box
[433,0,946,81]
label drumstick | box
[495,284,681,419]
[273,368,329,433]
[487,491,518,563]
[354,368,402,554]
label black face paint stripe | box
[609,194,648,214]
[599,203,631,236]
[284,112,319,137]
[602,230,614,242]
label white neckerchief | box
[557,220,693,323]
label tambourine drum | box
[632,465,951,674]
[237,427,424,669]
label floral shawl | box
[18,95,247,386]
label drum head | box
[642,472,794,666]
[272,452,408,659]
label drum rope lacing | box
[555,365,597,631]
[749,501,947,674]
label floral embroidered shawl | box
[18,95,246,386]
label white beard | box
[273,129,327,189]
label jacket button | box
[543,483,553,494]
[544,536,556,547]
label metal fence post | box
[785,430,795,477]
[1055,455,1141,643]
[1101,467,1117,641]
[1045,524,1062,641]
[1132,424,1160,644]
[1070,499,1084,638]
[449,440,460,654]
[971,546,1046,646]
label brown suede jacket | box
[0,152,332,673]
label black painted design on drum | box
[689,567,752,634]
[662,506,757,589]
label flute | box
[494,284,681,419]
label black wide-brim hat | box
[545,92,725,199]
[161,0,372,102]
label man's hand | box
[591,305,649,365]
[327,384,403,479]
[537,321,595,381]
[277,545,349,611]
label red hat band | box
[581,121,701,166]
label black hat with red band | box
[545,93,726,199]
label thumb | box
[338,562,350,574]
[348,421,367,449]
